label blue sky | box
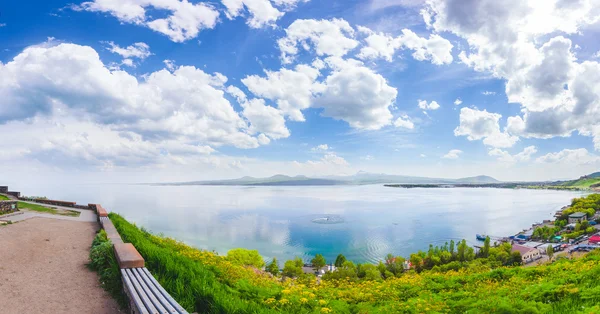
[1,0,600,184]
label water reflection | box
[14,183,584,263]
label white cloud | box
[221,0,308,28]
[356,27,453,64]
[420,154,427,158]
[417,99,440,111]
[536,148,600,165]
[489,146,537,162]
[105,42,151,59]
[277,19,359,64]
[393,114,414,129]
[241,64,322,121]
[361,155,374,160]
[0,43,271,158]
[424,0,600,150]
[315,57,397,130]
[481,91,496,96]
[454,107,518,148]
[0,23,6,27]
[75,0,219,42]
[291,152,349,174]
[163,59,176,71]
[442,149,462,159]
[593,50,600,59]
[311,144,329,151]
[454,98,462,105]
[240,99,290,140]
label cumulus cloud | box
[311,144,329,151]
[0,43,270,155]
[104,41,151,68]
[74,0,219,42]
[356,27,453,64]
[536,148,600,165]
[454,98,462,105]
[315,57,397,130]
[221,0,308,28]
[489,146,537,162]
[442,149,462,159]
[418,99,440,111]
[241,64,322,121]
[454,107,518,148]
[394,114,414,129]
[277,19,360,64]
[240,99,290,140]
[481,91,496,96]
[424,0,600,150]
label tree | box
[449,240,455,256]
[266,257,280,276]
[311,254,326,272]
[481,236,491,258]
[282,257,304,278]
[226,248,265,268]
[409,253,423,272]
[546,245,554,262]
[335,254,347,268]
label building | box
[511,244,542,264]
[568,212,587,224]
[302,264,336,277]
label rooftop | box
[569,212,587,218]
[511,244,537,255]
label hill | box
[561,172,600,188]
[158,172,501,186]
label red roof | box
[589,235,600,243]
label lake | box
[15,184,584,264]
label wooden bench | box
[121,267,188,314]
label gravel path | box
[0,217,122,313]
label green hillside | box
[562,177,600,188]
[108,210,600,314]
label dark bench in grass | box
[121,268,188,314]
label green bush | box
[88,230,128,310]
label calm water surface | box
[16,184,584,264]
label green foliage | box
[282,257,304,278]
[532,226,561,241]
[334,254,346,268]
[311,254,326,271]
[88,230,128,310]
[266,258,280,276]
[107,211,600,314]
[227,248,266,268]
[0,195,9,201]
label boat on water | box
[476,234,487,241]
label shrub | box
[88,230,128,310]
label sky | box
[1,0,600,184]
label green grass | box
[562,177,600,188]
[17,201,80,217]
[109,212,600,314]
[88,230,129,310]
[0,195,10,201]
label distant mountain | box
[455,175,500,184]
[157,172,502,186]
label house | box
[589,235,600,244]
[511,244,542,264]
[302,264,336,277]
[568,212,587,224]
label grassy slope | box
[562,177,600,188]
[0,195,9,201]
[17,201,80,217]
[110,212,600,314]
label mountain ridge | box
[156,172,501,186]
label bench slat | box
[121,269,150,314]
[135,268,179,313]
[126,268,160,314]
[132,268,170,314]
[142,268,188,314]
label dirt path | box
[0,217,121,313]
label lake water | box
[14,184,584,264]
